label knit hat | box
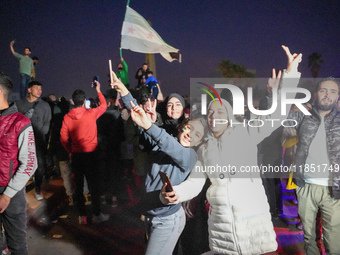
[167,93,185,108]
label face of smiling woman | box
[178,120,205,148]
[207,102,229,139]
[166,97,184,120]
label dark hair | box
[177,118,190,134]
[0,72,13,99]
[32,56,39,61]
[139,94,155,105]
[28,80,42,88]
[106,89,118,100]
[146,70,153,75]
[72,89,86,107]
[315,77,340,92]
[142,63,148,66]
[24,47,31,52]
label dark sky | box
[1,0,339,100]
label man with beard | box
[289,77,340,254]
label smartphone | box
[93,76,99,88]
[159,171,173,192]
[85,99,91,109]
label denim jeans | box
[145,206,185,255]
[0,188,28,255]
[20,73,30,99]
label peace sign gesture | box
[145,98,158,123]
[282,45,302,73]
[267,68,282,92]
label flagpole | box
[120,48,123,59]
[126,0,130,6]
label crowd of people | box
[1,41,340,255]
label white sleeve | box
[4,126,37,198]
[174,161,207,203]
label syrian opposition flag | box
[121,6,181,63]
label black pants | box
[0,188,28,255]
[72,152,102,216]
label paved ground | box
[22,178,325,255]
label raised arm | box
[10,40,16,55]
[111,70,129,96]
[282,45,302,73]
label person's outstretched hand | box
[145,98,158,123]
[282,45,302,73]
[267,68,282,92]
[110,70,129,96]
[130,101,152,130]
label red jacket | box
[0,104,34,188]
[60,92,107,153]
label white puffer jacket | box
[173,71,301,254]
[175,125,277,255]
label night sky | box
[1,0,339,100]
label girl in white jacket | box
[161,46,302,254]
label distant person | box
[116,57,130,89]
[31,56,39,81]
[143,71,159,99]
[135,62,149,89]
[0,72,37,255]
[10,40,34,99]
[16,81,52,201]
[60,81,108,224]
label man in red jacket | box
[60,81,107,224]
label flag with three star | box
[121,6,181,62]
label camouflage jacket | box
[288,106,340,199]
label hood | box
[0,102,18,116]
[67,107,86,120]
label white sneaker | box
[78,216,87,225]
[35,192,44,201]
[92,213,109,224]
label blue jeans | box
[0,188,28,255]
[145,206,185,255]
[20,73,31,99]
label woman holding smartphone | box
[112,73,208,255]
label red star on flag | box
[128,26,135,34]
[147,32,154,39]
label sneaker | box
[35,192,44,201]
[92,213,109,224]
[78,216,87,225]
[68,196,74,206]
[84,194,91,206]
[2,247,10,255]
